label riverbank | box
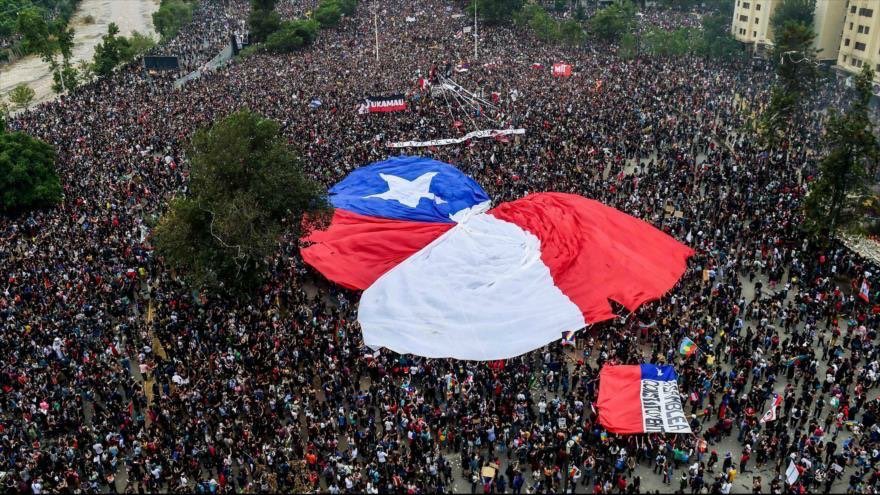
[0,0,160,106]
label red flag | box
[552,63,572,77]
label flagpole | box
[474,0,478,60]
[374,9,379,63]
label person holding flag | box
[679,336,698,358]
[760,393,784,424]
[860,277,870,302]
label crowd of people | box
[2,0,880,493]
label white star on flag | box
[365,172,447,208]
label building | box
[731,0,777,52]
[836,1,880,82]
[730,0,847,62]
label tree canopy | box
[91,24,155,76]
[760,20,820,145]
[0,127,62,213]
[152,0,195,40]
[245,0,356,53]
[700,9,741,60]
[770,0,816,36]
[0,0,79,60]
[803,65,879,241]
[248,0,280,42]
[92,23,129,76]
[466,0,525,25]
[264,19,319,52]
[8,84,35,109]
[589,0,636,42]
[153,110,328,295]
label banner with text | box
[366,95,407,113]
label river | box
[0,0,160,106]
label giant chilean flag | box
[597,364,692,434]
[301,156,693,360]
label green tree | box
[760,21,819,145]
[154,110,328,294]
[558,19,585,45]
[152,0,194,40]
[251,0,277,10]
[126,31,157,58]
[803,65,879,241]
[92,23,131,76]
[700,10,740,60]
[248,4,280,42]
[0,129,62,213]
[50,59,78,93]
[589,0,635,42]
[619,32,637,59]
[528,7,558,41]
[264,19,319,52]
[331,0,357,16]
[513,4,559,41]
[467,0,524,25]
[16,7,51,56]
[8,84,35,109]
[770,0,815,36]
[314,0,342,28]
[18,6,79,93]
[77,59,94,82]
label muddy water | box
[0,0,160,105]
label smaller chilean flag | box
[860,278,870,302]
[597,364,692,434]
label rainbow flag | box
[561,330,576,346]
[678,337,698,358]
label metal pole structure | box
[374,10,379,63]
[474,1,478,60]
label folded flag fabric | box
[678,337,697,358]
[301,156,692,360]
[596,364,692,434]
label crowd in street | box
[2,0,880,493]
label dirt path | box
[0,0,160,105]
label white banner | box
[640,378,691,433]
[785,461,799,485]
[387,128,526,148]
